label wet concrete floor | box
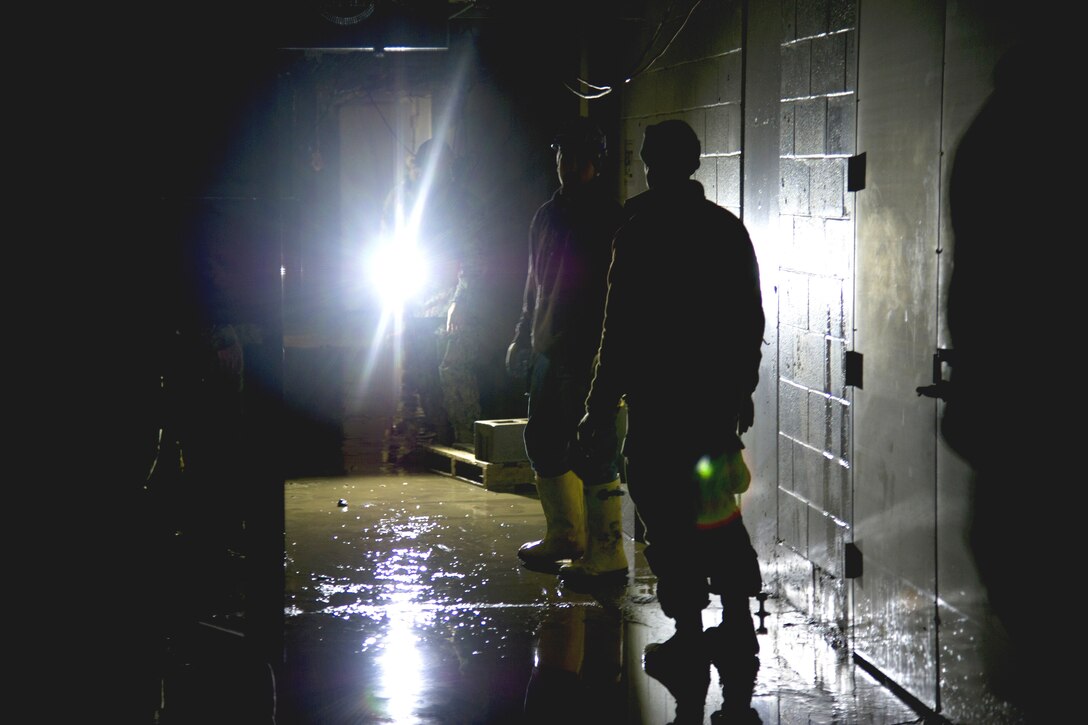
[264,471,931,725]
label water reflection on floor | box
[273,473,927,725]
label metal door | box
[852,0,946,711]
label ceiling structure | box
[278,1,645,50]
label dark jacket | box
[512,177,624,365]
[585,180,764,457]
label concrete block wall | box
[775,0,856,621]
[620,1,744,215]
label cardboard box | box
[474,419,529,463]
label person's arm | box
[506,215,539,378]
[582,233,630,424]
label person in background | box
[383,138,485,454]
[577,119,765,722]
[507,117,627,581]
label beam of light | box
[402,47,471,238]
[352,49,473,403]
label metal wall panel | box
[852,0,946,711]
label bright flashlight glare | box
[369,233,429,311]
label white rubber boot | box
[518,471,586,570]
[558,478,629,582]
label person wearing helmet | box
[506,117,628,580]
[577,118,765,721]
[383,138,485,454]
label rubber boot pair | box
[518,471,585,573]
[559,478,629,585]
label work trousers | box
[524,351,618,485]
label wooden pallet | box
[421,443,535,491]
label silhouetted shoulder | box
[699,198,751,242]
[620,190,653,224]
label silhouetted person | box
[943,41,1069,723]
[578,119,764,724]
[507,117,628,580]
[383,138,485,452]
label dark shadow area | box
[942,40,1071,723]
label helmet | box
[413,138,453,168]
[640,119,701,177]
[550,117,608,167]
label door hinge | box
[848,153,866,191]
[845,542,863,579]
[845,350,863,389]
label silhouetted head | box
[410,138,454,183]
[551,117,607,190]
[640,119,701,188]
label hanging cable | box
[562,0,705,101]
[564,77,613,100]
[626,0,704,80]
